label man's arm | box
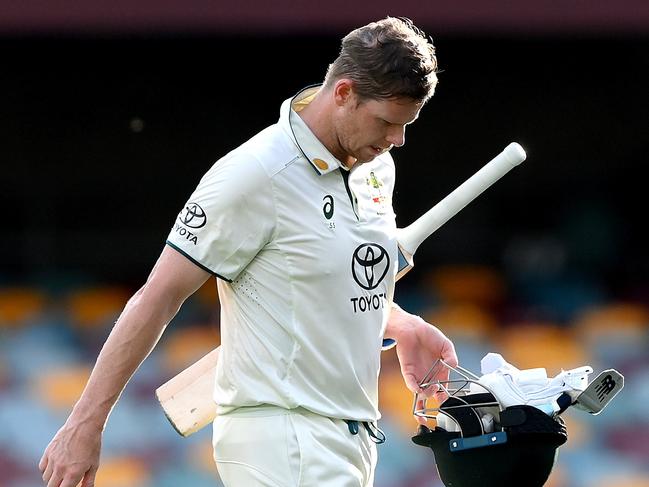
[39,245,212,487]
[385,303,458,412]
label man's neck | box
[297,90,356,169]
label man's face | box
[335,92,423,165]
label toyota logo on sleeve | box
[351,243,390,290]
[178,202,207,229]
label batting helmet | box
[411,360,567,487]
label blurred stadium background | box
[1,1,649,486]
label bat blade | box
[158,142,527,437]
[155,348,219,437]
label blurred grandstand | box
[2,2,649,486]
[1,259,648,487]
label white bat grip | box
[397,142,526,256]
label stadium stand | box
[0,278,647,487]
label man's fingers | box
[413,398,427,424]
[41,458,90,487]
[423,383,441,398]
[439,368,451,392]
[61,474,87,487]
[38,423,102,487]
[434,388,450,404]
[442,339,459,368]
[79,466,98,487]
[419,324,458,370]
[56,468,89,487]
[403,372,422,394]
[46,470,63,487]
[38,451,48,473]
[42,460,54,484]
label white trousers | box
[212,406,377,487]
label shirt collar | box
[280,85,345,176]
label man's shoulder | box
[231,123,299,178]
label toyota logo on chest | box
[351,243,390,290]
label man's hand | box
[39,419,102,487]
[385,304,458,421]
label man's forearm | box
[69,285,182,428]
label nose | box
[386,125,406,147]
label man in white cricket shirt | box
[40,17,458,487]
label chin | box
[355,157,374,165]
[356,151,378,164]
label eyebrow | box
[383,114,419,126]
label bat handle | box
[398,142,526,257]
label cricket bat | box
[156,142,527,437]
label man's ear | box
[332,79,355,107]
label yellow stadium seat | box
[95,456,150,487]
[422,303,498,341]
[573,302,649,341]
[0,287,47,327]
[66,286,131,329]
[495,323,590,375]
[193,277,220,308]
[161,325,220,373]
[32,365,91,410]
[379,369,424,434]
[423,265,506,308]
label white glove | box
[476,353,592,413]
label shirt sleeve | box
[166,151,276,282]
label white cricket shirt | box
[167,86,398,421]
